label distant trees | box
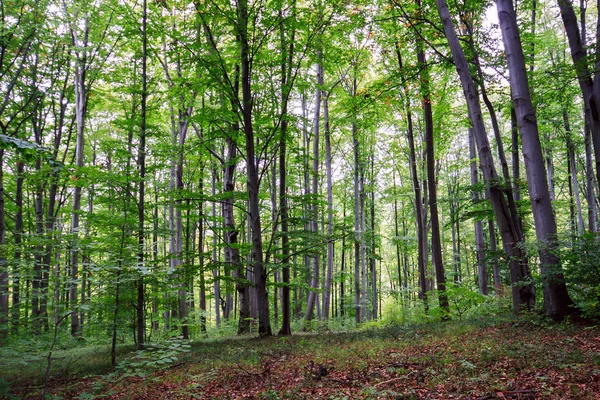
[1,0,595,349]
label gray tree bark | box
[352,69,361,324]
[470,129,487,295]
[304,52,323,325]
[563,110,585,236]
[395,45,428,310]
[557,0,600,206]
[437,0,535,312]
[322,92,334,320]
[497,0,574,319]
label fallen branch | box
[388,362,423,368]
[167,362,186,370]
[236,362,270,377]
[374,371,416,388]
[477,389,539,400]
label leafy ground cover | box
[4,317,600,399]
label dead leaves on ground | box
[22,322,600,399]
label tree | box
[436,0,535,313]
[496,0,574,319]
[136,0,148,349]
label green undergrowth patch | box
[4,314,600,399]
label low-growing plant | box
[112,337,191,378]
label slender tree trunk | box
[198,178,207,334]
[585,123,597,232]
[352,72,361,324]
[395,44,428,310]
[111,202,129,366]
[136,0,148,348]
[360,165,367,320]
[223,134,250,334]
[238,0,271,335]
[304,51,323,325]
[557,0,600,198]
[270,161,279,326]
[488,218,501,291]
[579,0,598,232]
[369,154,377,319]
[545,134,556,201]
[470,129,487,295]
[564,110,585,235]
[417,19,449,317]
[340,202,346,316]
[393,171,402,298]
[33,134,46,334]
[322,93,334,320]
[212,168,220,328]
[465,23,524,243]
[11,161,24,335]
[277,4,295,335]
[150,182,160,332]
[70,60,86,337]
[497,0,574,319]
[0,150,6,342]
[511,107,524,234]
[176,138,188,338]
[449,181,459,283]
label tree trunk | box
[238,0,271,336]
[69,59,86,337]
[198,178,207,334]
[395,44,428,310]
[222,134,250,334]
[418,19,449,317]
[360,164,367,320]
[0,150,6,342]
[470,129,487,295]
[369,154,377,319]
[497,0,574,319]
[557,0,600,198]
[393,170,403,299]
[212,168,220,328]
[564,110,585,236]
[579,0,598,232]
[322,93,334,320]
[511,106,524,234]
[304,50,323,325]
[437,0,535,312]
[277,4,295,335]
[136,0,148,349]
[465,22,524,243]
[11,161,24,335]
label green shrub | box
[561,233,600,318]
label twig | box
[387,361,423,368]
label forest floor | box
[4,317,600,399]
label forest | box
[2,0,600,397]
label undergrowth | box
[2,303,598,399]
